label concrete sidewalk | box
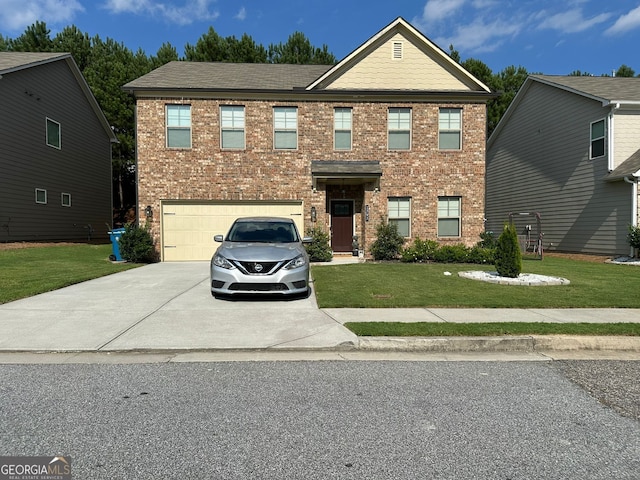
[0,262,638,358]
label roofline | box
[0,52,70,75]
[306,17,492,93]
[123,86,496,103]
[531,75,640,107]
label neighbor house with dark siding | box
[486,75,640,256]
[0,52,117,243]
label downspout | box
[608,103,619,172]
[624,175,638,257]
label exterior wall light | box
[310,206,317,222]
[145,205,153,218]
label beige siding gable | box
[324,32,472,91]
[613,110,640,169]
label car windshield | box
[226,221,299,243]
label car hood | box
[215,242,307,262]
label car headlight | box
[283,254,307,270]
[212,254,235,270]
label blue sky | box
[1,0,640,76]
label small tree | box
[370,219,405,261]
[119,222,155,263]
[628,224,640,257]
[494,222,522,278]
[305,227,333,262]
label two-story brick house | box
[124,17,493,261]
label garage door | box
[161,201,305,261]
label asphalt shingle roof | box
[123,61,333,91]
[0,52,69,73]
[532,74,640,103]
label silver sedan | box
[210,217,311,297]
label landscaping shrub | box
[477,230,496,249]
[628,224,640,256]
[370,220,405,261]
[432,243,470,263]
[305,227,333,262]
[119,222,155,263]
[468,245,496,264]
[400,238,439,262]
[494,222,522,278]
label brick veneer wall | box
[136,97,486,256]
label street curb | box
[357,335,640,353]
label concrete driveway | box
[0,262,357,352]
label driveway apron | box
[0,263,356,352]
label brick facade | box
[136,97,486,257]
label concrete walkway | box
[0,262,638,361]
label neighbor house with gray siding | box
[486,75,640,256]
[0,52,117,243]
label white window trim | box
[438,108,462,151]
[388,197,411,238]
[61,192,72,207]
[46,117,61,150]
[35,188,47,205]
[273,106,298,150]
[220,105,246,150]
[334,107,352,151]
[590,118,606,160]
[387,107,412,151]
[437,196,462,237]
[166,104,192,149]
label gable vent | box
[392,41,403,60]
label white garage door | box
[161,201,305,261]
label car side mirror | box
[214,235,224,242]
[302,236,313,244]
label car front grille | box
[229,283,289,292]
[234,261,280,275]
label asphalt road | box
[1,361,638,480]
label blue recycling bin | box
[108,228,126,261]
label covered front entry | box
[331,200,354,252]
[161,200,304,261]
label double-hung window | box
[334,107,352,150]
[590,119,605,159]
[388,108,411,150]
[274,107,297,150]
[221,106,245,149]
[388,197,411,237]
[439,108,461,150]
[46,118,61,149]
[438,196,461,237]
[166,105,191,148]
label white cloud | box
[437,16,522,54]
[605,5,640,35]
[537,8,611,33]
[101,0,219,26]
[235,7,246,21]
[419,0,466,26]
[0,0,84,32]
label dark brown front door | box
[331,200,353,252]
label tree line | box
[1,21,637,217]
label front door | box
[331,200,353,252]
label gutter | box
[624,175,638,257]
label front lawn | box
[0,244,141,304]
[311,256,640,308]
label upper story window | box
[334,107,352,150]
[35,188,47,204]
[439,108,462,150]
[61,192,72,207]
[166,105,191,149]
[46,118,61,149]
[438,196,461,237]
[590,118,605,159]
[388,107,411,150]
[388,197,411,237]
[274,107,297,150]
[220,105,245,149]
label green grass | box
[311,256,640,308]
[345,322,640,337]
[0,244,141,304]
